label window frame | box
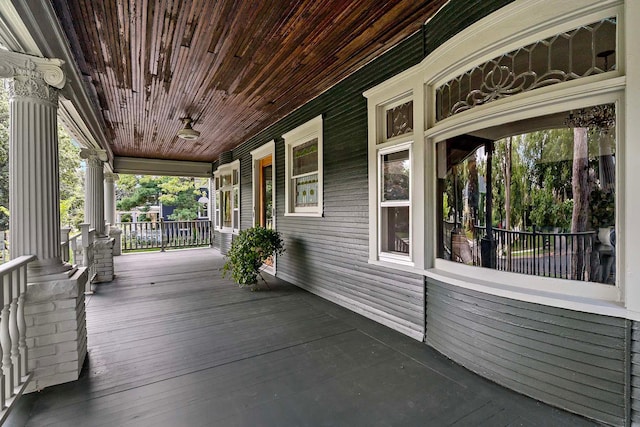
[421,2,625,304]
[362,0,632,315]
[378,142,413,263]
[283,115,323,216]
[213,160,240,233]
[364,85,423,268]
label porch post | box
[1,52,70,277]
[104,172,122,255]
[81,149,115,282]
[80,148,108,237]
[104,172,118,226]
[0,51,88,392]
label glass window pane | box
[294,173,318,207]
[381,206,410,254]
[223,190,232,228]
[232,169,239,185]
[382,150,410,201]
[233,187,239,208]
[233,210,239,229]
[438,103,615,284]
[386,101,413,139]
[292,139,318,176]
[221,174,232,187]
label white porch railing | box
[117,220,212,252]
[0,255,34,423]
[61,224,96,292]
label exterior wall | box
[426,278,629,426]
[226,31,428,339]
[215,0,637,424]
[423,0,514,53]
[633,321,639,424]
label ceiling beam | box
[113,157,212,178]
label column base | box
[93,237,115,282]
[24,267,88,393]
[27,258,74,281]
[108,227,122,256]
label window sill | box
[426,259,629,319]
[368,258,419,273]
[284,212,323,217]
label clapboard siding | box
[426,278,629,426]
[633,322,640,424]
[218,30,426,339]
[424,0,515,53]
[217,231,233,255]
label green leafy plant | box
[222,226,285,288]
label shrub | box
[222,226,285,287]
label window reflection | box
[438,104,616,284]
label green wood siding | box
[225,31,427,339]
[424,0,515,53]
[633,321,640,424]
[426,278,629,426]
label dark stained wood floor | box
[12,249,597,426]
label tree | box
[58,125,84,229]
[116,175,202,221]
[570,127,589,280]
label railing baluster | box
[0,272,13,400]
[9,270,19,389]
[17,264,27,378]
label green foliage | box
[58,124,84,229]
[222,226,285,287]
[590,188,614,229]
[116,175,201,220]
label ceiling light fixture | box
[177,117,200,140]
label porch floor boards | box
[16,248,595,426]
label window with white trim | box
[283,116,323,216]
[423,1,623,301]
[379,144,411,259]
[368,93,415,265]
[214,161,240,232]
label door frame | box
[250,140,276,274]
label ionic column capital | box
[80,148,108,168]
[104,172,119,183]
[0,51,65,105]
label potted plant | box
[222,226,285,288]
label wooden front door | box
[258,156,273,229]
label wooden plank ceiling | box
[52,0,447,162]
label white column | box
[0,52,70,277]
[104,172,118,226]
[80,148,108,237]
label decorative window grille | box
[435,18,616,121]
[386,100,413,139]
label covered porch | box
[9,248,593,426]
